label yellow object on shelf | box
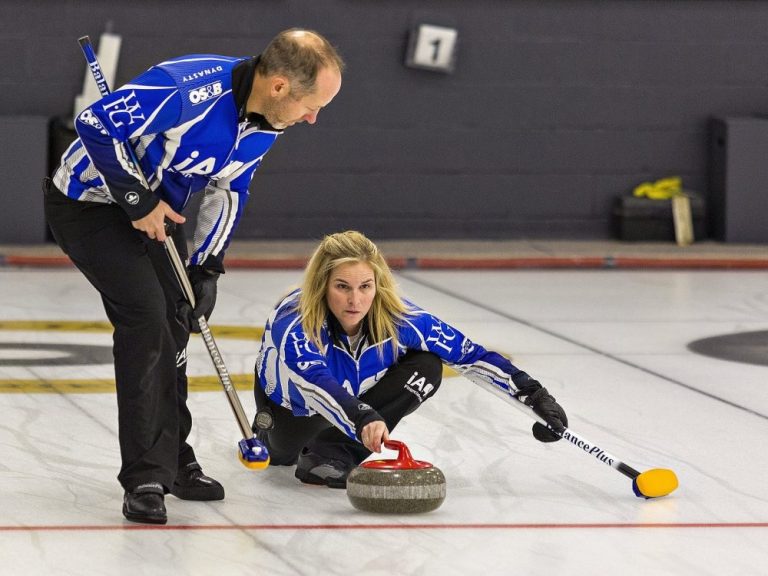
[633,176,683,200]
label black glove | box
[177,266,219,333]
[512,372,568,443]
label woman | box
[253,231,567,488]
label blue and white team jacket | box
[52,55,281,270]
[256,289,528,441]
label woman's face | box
[326,261,376,335]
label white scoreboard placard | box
[405,23,458,73]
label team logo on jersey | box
[103,91,146,128]
[297,360,324,371]
[189,81,223,105]
[171,150,217,176]
[124,191,140,205]
[287,331,316,359]
[425,320,457,354]
[77,108,107,134]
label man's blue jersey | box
[256,289,528,440]
[52,55,281,269]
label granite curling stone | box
[346,440,446,514]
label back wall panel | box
[3,0,768,240]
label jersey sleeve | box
[399,303,528,399]
[188,183,244,271]
[73,66,181,220]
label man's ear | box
[271,75,291,99]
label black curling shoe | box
[170,462,225,501]
[122,483,167,525]
[295,448,355,489]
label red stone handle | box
[383,439,415,465]
[358,439,433,470]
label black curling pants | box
[43,179,197,492]
[253,350,443,466]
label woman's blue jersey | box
[256,289,527,440]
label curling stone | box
[346,440,446,514]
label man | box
[43,29,343,524]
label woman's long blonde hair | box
[299,230,408,355]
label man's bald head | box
[256,28,345,97]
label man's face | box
[263,66,342,129]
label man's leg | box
[44,185,179,522]
[151,224,225,501]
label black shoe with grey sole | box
[170,462,225,501]
[294,448,355,489]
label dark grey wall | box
[0,116,48,243]
[4,0,768,240]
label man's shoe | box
[295,448,354,489]
[122,483,167,525]
[170,462,225,501]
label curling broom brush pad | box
[633,468,678,498]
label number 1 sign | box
[405,23,458,73]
